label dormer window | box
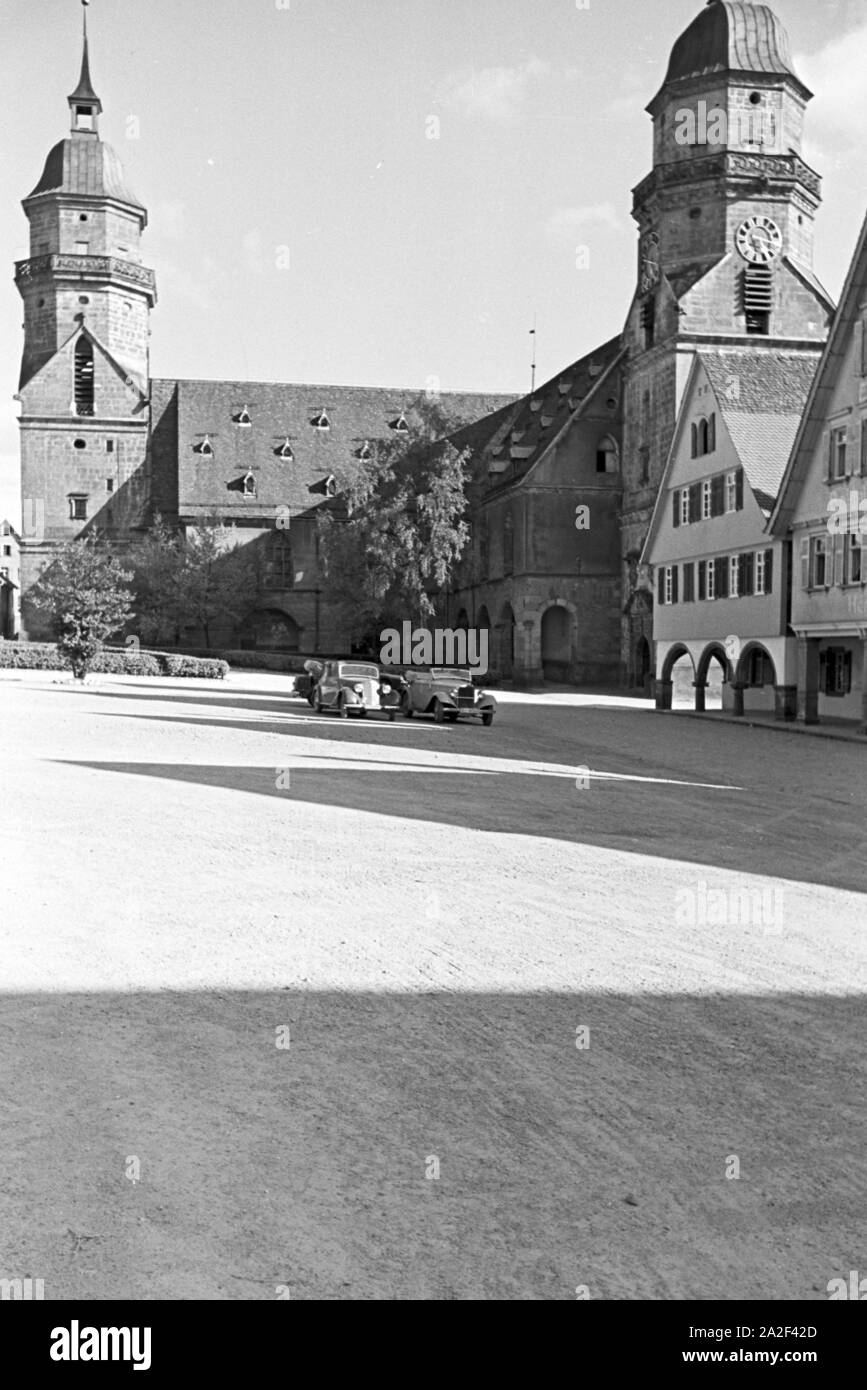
[243,472,257,497]
[233,407,252,426]
[357,441,373,461]
[390,412,409,433]
[196,436,214,457]
[75,105,94,132]
[325,475,337,497]
[311,410,330,430]
[278,438,294,461]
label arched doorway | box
[661,645,696,710]
[696,645,730,712]
[541,604,572,682]
[242,609,300,652]
[497,603,515,677]
[635,637,652,693]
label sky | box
[2,0,866,525]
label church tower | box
[16,2,156,637]
[620,0,833,682]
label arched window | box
[595,436,619,473]
[691,423,698,459]
[698,418,710,455]
[74,337,94,416]
[503,510,514,576]
[708,413,716,452]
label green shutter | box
[711,475,725,516]
[672,492,680,528]
[689,482,700,522]
[764,549,773,594]
[735,468,744,510]
[698,560,706,600]
[672,565,679,603]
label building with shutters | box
[769,210,867,733]
[642,347,819,716]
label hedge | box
[0,642,228,679]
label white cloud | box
[797,24,867,147]
[439,57,550,123]
[545,202,624,243]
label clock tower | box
[619,0,833,683]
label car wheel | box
[482,711,494,727]
[433,700,445,724]
[338,695,348,719]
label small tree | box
[135,512,260,649]
[29,532,135,680]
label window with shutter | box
[716,556,729,598]
[698,560,707,601]
[725,472,738,512]
[672,492,680,528]
[683,563,695,602]
[813,535,828,587]
[671,566,679,604]
[848,533,863,584]
[832,428,848,480]
[764,549,773,595]
[711,475,725,517]
[706,559,715,600]
[740,551,754,596]
[729,555,740,597]
[825,432,833,483]
[657,567,665,604]
[701,480,712,519]
[735,468,744,511]
[833,532,845,586]
[689,482,701,522]
[680,489,690,525]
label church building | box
[15,1,844,687]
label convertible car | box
[402,668,497,726]
[312,660,404,720]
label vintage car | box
[312,660,403,720]
[402,668,497,726]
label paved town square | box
[2,672,864,1300]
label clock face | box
[639,231,660,293]
[736,215,782,264]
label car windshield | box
[431,669,472,683]
[339,664,379,679]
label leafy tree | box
[317,400,472,644]
[135,511,260,649]
[29,532,135,680]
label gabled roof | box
[700,349,819,507]
[770,207,867,536]
[454,335,624,489]
[163,378,517,519]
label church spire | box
[68,1,102,134]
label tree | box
[317,401,472,645]
[135,512,260,649]
[29,532,135,680]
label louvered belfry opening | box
[743,265,773,335]
[74,337,95,415]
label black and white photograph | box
[1,0,866,1339]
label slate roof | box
[156,378,517,521]
[453,335,624,489]
[701,349,820,509]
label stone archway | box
[497,602,516,678]
[696,644,730,712]
[541,604,572,682]
[657,644,695,710]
